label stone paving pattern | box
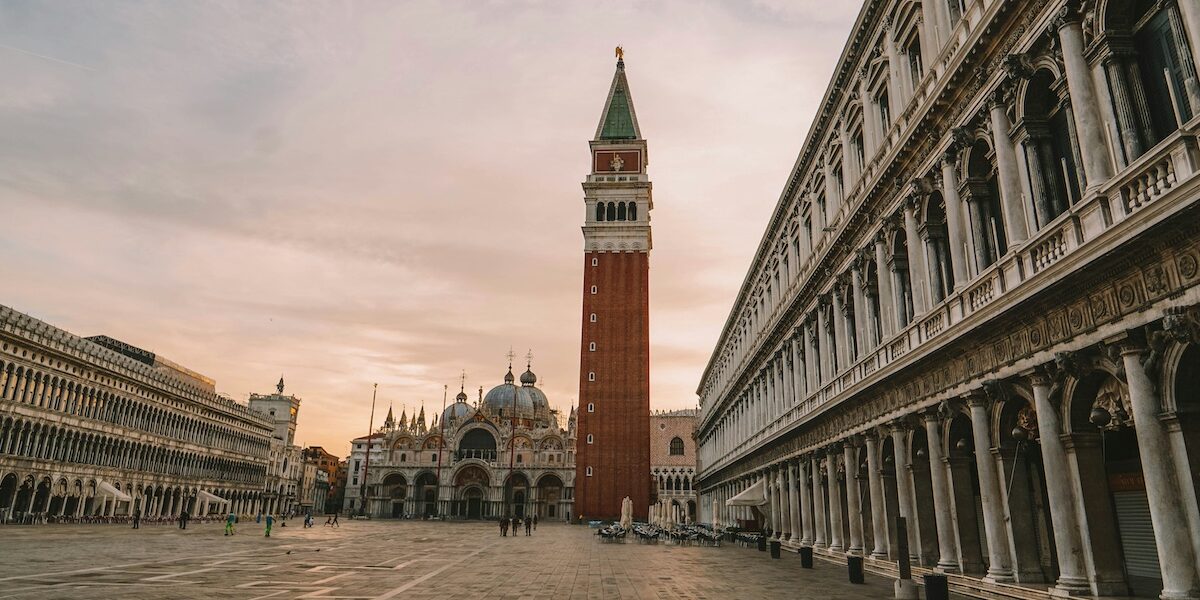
[0,520,959,599]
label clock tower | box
[574,52,652,521]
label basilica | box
[344,361,576,521]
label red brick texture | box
[574,250,651,521]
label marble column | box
[865,432,889,558]
[792,332,807,402]
[789,460,803,541]
[966,392,1014,582]
[780,463,793,540]
[800,457,815,546]
[1121,341,1200,597]
[771,466,783,539]
[817,299,832,382]
[843,441,865,555]
[903,196,930,315]
[851,260,872,350]
[874,234,897,337]
[1028,370,1090,593]
[939,152,970,285]
[827,445,845,552]
[987,91,1029,245]
[1055,12,1112,188]
[831,287,849,371]
[922,408,960,572]
[890,421,921,563]
[812,455,828,548]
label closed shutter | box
[1113,490,1162,580]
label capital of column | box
[888,416,915,433]
[964,389,990,410]
[1052,0,1084,29]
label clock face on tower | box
[594,150,641,174]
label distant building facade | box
[0,304,273,522]
[346,363,575,520]
[249,379,304,515]
[651,409,698,524]
[303,445,342,514]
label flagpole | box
[435,384,447,517]
[359,383,378,517]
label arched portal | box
[382,473,407,519]
[455,465,490,519]
[458,428,497,462]
[414,472,438,518]
[504,473,530,519]
[537,473,563,519]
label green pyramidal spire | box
[595,57,641,141]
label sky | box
[0,0,861,455]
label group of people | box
[499,514,536,536]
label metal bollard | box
[799,546,814,569]
[770,540,781,559]
[847,555,864,584]
[923,574,949,600]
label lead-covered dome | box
[482,364,552,426]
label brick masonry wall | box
[650,414,696,467]
[575,251,651,521]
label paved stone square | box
[0,520,942,599]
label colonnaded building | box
[345,361,576,521]
[0,304,273,522]
[696,1,1200,598]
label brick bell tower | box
[574,49,652,522]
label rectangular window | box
[907,40,923,83]
[352,477,358,485]
[354,460,360,472]
[877,90,891,130]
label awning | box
[196,490,227,504]
[97,481,132,502]
[725,479,768,507]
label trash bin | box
[799,546,814,569]
[923,574,949,600]
[757,536,767,552]
[847,555,864,583]
[770,540,781,559]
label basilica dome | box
[482,366,552,426]
[442,397,473,424]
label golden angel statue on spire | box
[615,46,624,60]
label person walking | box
[179,509,189,530]
[225,511,237,536]
[500,516,508,537]
[524,516,531,536]
[331,513,340,527]
[264,514,275,537]
[132,509,140,529]
[532,514,537,531]
[511,516,518,537]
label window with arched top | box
[606,202,616,220]
[669,437,685,456]
[617,202,627,220]
[628,202,637,220]
[595,202,605,221]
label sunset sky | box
[1,1,860,454]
